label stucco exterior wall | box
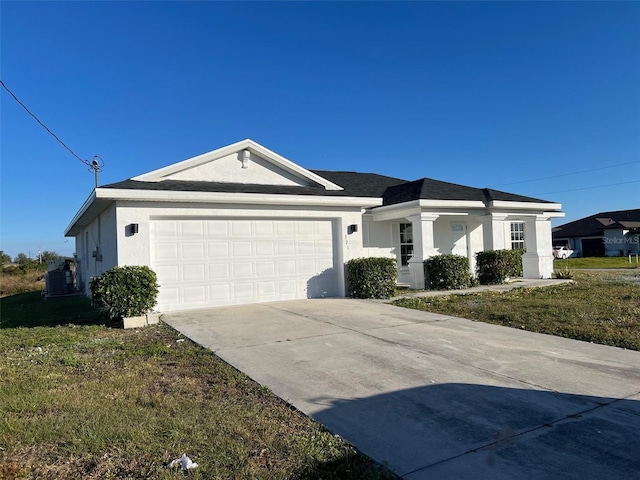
[166,151,310,186]
[75,203,118,294]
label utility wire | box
[0,79,92,168]
[530,179,640,196]
[490,160,640,187]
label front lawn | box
[393,271,640,351]
[554,256,640,269]
[0,295,395,479]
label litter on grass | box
[167,453,198,470]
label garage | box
[150,218,339,311]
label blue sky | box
[1,1,639,259]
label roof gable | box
[133,139,343,191]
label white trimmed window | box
[399,223,414,266]
[510,222,525,250]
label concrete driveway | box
[163,299,640,479]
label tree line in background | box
[0,250,64,270]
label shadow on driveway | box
[311,383,640,480]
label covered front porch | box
[363,203,562,289]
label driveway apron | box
[163,299,640,480]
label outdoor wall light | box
[129,223,139,235]
[348,224,358,234]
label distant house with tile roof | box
[552,208,640,257]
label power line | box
[490,160,640,187]
[530,179,640,196]
[0,79,92,168]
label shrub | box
[424,254,471,290]
[476,249,523,285]
[346,257,397,299]
[90,265,159,319]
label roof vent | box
[242,150,250,169]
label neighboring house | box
[65,139,564,312]
[552,208,640,257]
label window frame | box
[510,222,525,250]
[399,223,414,267]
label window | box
[399,223,413,266]
[510,222,525,250]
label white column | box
[482,213,508,250]
[522,215,554,279]
[406,213,439,289]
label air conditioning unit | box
[46,270,73,296]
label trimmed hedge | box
[424,254,472,290]
[346,257,397,299]
[90,265,159,319]
[475,249,523,285]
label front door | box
[451,223,468,257]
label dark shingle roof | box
[382,178,552,206]
[309,170,408,197]
[102,171,554,206]
[101,179,351,196]
[553,209,640,238]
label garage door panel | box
[277,241,295,254]
[181,221,204,236]
[206,221,228,236]
[183,264,205,281]
[210,284,231,300]
[154,244,179,261]
[231,221,252,236]
[234,283,254,298]
[255,222,274,236]
[155,265,179,282]
[255,262,276,277]
[151,218,339,311]
[208,264,230,279]
[233,242,252,257]
[255,241,274,256]
[183,286,206,303]
[296,222,314,235]
[297,241,315,254]
[277,260,296,275]
[257,281,276,296]
[182,243,205,259]
[208,242,229,257]
[275,221,295,235]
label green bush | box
[424,254,471,290]
[346,257,397,299]
[90,265,159,319]
[476,249,523,285]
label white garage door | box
[150,218,339,311]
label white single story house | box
[65,139,564,312]
[553,209,640,257]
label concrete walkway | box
[389,278,573,300]
[163,298,640,479]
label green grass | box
[0,294,395,480]
[554,256,640,269]
[0,291,104,329]
[393,271,640,351]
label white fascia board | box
[368,199,485,221]
[64,190,97,236]
[489,200,562,211]
[132,139,344,191]
[94,188,381,208]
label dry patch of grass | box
[0,270,45,297]
[393,271,640,351]
[0,322,395,479]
